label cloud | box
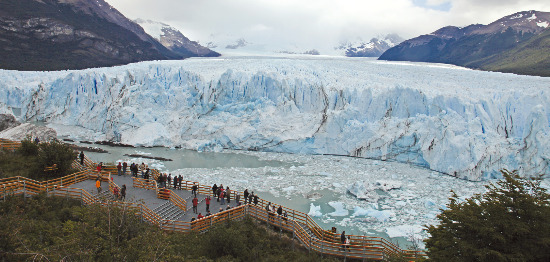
[105,0,550,53]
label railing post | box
[362,236,366,262]
[23,181,26,198]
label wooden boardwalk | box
[0,139,426,261]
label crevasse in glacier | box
[1,57,549,181]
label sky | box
[106,0,550,54]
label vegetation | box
[0,194,334,261]
[425,170,550,261]
[0,138,76,180]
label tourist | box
[226,205,231,210]
[340,231,346,251]
[173,174,178,189]
[282,210,288,224]
[212,183,218,197]
[113,186,119,200]
[216,187,222,202]
[220,190,225,205]
[79,151,84,165]
[167,174,172,188]
[117,162,122,176]
[248,192,253,205]
[96,162,102,172]
[95,178,101,193]
[266,202,274,222]
[235,193,240,206]
[122,161,127,176]
[253,194,259,206]
[205,195,211,212]
[277,205,283,217]
[178,175,183,189]
[192,196,198,214]
[219,207,223,213]
[244,189,249,204]
[121,185,126,201]
[192,182,198,196]
[197,213,204,219]
[226,187,231,203]
[345,236,351,252]
[140,162,146,177]
[206,211,212,216]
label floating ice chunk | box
[308,203,322,217]
[374,180,402,191]
[328,201,349,216]
[347,181,379,202]
[385,224,423,238]
[351,206,393,222]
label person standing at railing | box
[235,193,241,206]
[212,183,218,197]
[244,189,249,204]
[197,213,204,219]
[123,162,127,176]
[345,236,351,252]
[167,174,172,188]
[117,162,122,176]
[79,151,84,165]
[277,205,283,218]
[254,194,259,206]
[248,192,253,205]
[340,231,346,251]
[192,182,198,196]
[140,163,146,177]
[192,196,198,214]
[173,174,178,189]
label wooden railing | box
[0,139,21,151]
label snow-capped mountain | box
[380,10,550,76]
[135,19,220,57]
[336,34,404,57]
[1,57,549,181]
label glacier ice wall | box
[1,57,549,180]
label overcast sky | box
[106,0,550,53]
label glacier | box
[1,56,549,181]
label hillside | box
[379,10,550,76]
[477,28,550,76]
[0,0,181,71]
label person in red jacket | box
[205,196,211,212]
[197,213,204,219]
[192,196,198,214]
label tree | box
[34,139,76,179]
[425,170,550,261]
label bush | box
[34,139,76,179]
[425,170,550,261]
[18,136,39,156]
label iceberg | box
[1,57,549,181]
[328,201,349,216]
[308,203,322,217]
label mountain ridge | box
[379,10,550,76]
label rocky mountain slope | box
[379,10,550,76]
[336,34,404,57]
[134,19,219,58]
[0,0,181,71]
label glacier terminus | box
[1,56,549,181]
